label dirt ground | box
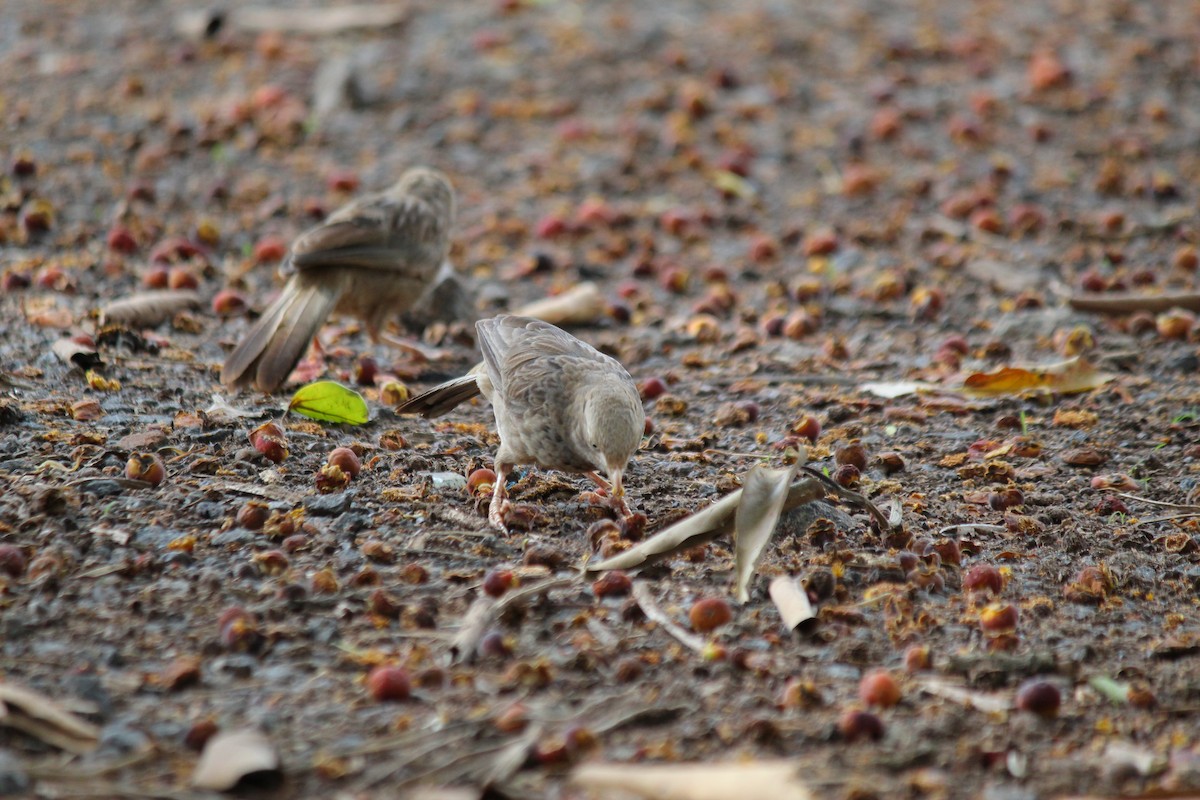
[2,1,1200,798]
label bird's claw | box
[488,498,513,534]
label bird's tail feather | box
[220,280,340,393]
[394,374,481,418]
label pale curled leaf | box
[858,380,934,399]
[98,290,202,327]
[287,380,369,425]
[768,576,816,633]
[513,282,604,327]
[191,727,280,790]
[204,393,263,421]
[918,677,1013,714]
[570,760,813,800]
[733,463,799,603]
[1101,741,1166,778]
[0,681,100,754]
[51,338,102,371]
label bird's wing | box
[476,315,615,395]
[288,170,453,274]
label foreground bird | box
[396,315,645,532]
[221,167,456,392]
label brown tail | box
[394,373,481,418]
[221,279,340,393]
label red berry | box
[211,289,247,316]
[592,571,633,598]
[327,447,361,478]
[858,669,901,708]
[1015,679,1061,718]
[107,225,138,254]
[0,545,27,578]
[979,602,1019,635]
[639,377,667,401]
[838,709,885,742]
[366,665,411,702]
[483,568,516,598]
[253,235,288,264]
[962,564,1004,595]
[689,597,733,632]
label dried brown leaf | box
[98,290,202,327]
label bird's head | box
[582,383,645,497]
[401,167,457,225]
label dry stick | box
[1135,512,1200,527]
[449,575,580,664]
[348,727,482,791]
[939,523,1007,537]
[26,748,157,781]
[1069,292,1200,314]
[630,581,706,654]
[800,466,892,530]
[34,785,221,800]
[1116,492,1198,511]
[319,721,478,762]
[395,728,542,790]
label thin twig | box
[1134,512,1200,527]
[800,466,892,530]
[939,524,1007,537]
[1069,291,1200,314]
[1117,492,1198,511]
[348,727,482,791]
[27,747,157,781]
[630,581,706,654]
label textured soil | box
[2,1,1200,798]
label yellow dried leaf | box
[962,356,1113,398]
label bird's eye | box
[590,442,599,449]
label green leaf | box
[287,381,369,425]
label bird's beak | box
[609,466,625,498]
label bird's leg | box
[368,322,452,363]
[586,471,612,491]
[488,461,514,533]
[287,336,330,384]
[585,470,631,517]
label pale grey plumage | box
[221,167,456,393]
[396,315,644,530]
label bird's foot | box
[488,497,513,534]
[378,332,453,363]
[287,350,328,386]
[579,487,632,520]
[610,494,633,519]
